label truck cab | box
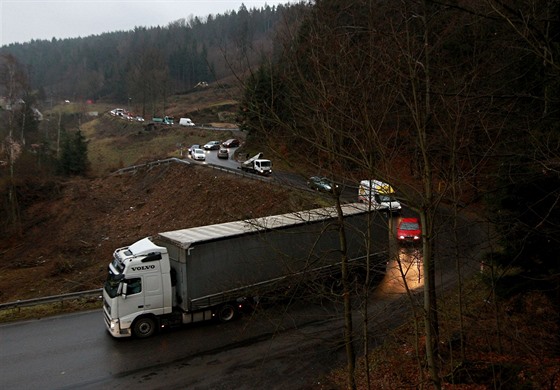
[252,158,272,175]
[103,237,172,337]
[358,179,402,212]
[241,152,272,175]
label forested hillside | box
[0,3,303,106]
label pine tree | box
[58,129,89,176]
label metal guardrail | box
[112,157,191,175]
[196,125,240,131]
[112,154,275,184]
[0,288,103,311]
[205,163,274,184]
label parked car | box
[217,148,229,159]
[192,148,206,161]
[396,218,421,242]
[203,141,221,150]
[222,138,240,148]
[188,144,201,155]
[307,176,338,193]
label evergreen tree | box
[58,129,88,176]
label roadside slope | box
[0,163,317,303]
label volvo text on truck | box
[103,203,388,338]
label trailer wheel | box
[217,304,237,322]
[132,316,157,338]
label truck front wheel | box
[217,304,237,322]
[132,316,157,338]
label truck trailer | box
[103,203,387,338]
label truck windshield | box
[111,256,125,273]
[104,272,124,298]
[378,194,396,203]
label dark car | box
[217,148,229,159]
[396,217,421,242]
[307,176,338,193]
[222,138,240,148]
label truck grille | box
[103,309,110,327]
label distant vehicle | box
[222,138,240,148]
[179,118,195,127]
[397,218,421,242]
[203,141,221,150]
[240,152,272,176]
[307,176,338,193]
[217,148,229,159]
[358,179,402,212]
[192,148,206,161]
[188,144,200,155]
[135,116,145,122]
[152,116,174,125]
[110,108,125,116]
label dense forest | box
[238,0,560,388]
[0,3,302,112]
[1,1,559,388]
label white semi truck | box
[239,152,272,175]
[358,179,402,212]
[103,203,387,338]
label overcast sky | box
[1,0,289,47]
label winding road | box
[1,148,491,389]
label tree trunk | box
[335,199,357,390]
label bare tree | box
[237,1,520,388]
[0,53,30,233]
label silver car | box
[192,148,206,161]
[203,141,221,150]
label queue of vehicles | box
[99,120,417,337]
[305,176,420,244]
[101,170,417,338]
[109,108,144,122]
[189,139,409,223]
[190,140,418,246]
[188,139,273,176]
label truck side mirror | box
[121,283,127,298]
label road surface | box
[0,205,489,389]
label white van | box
[358,179,402,212]
[179,118,195,126]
